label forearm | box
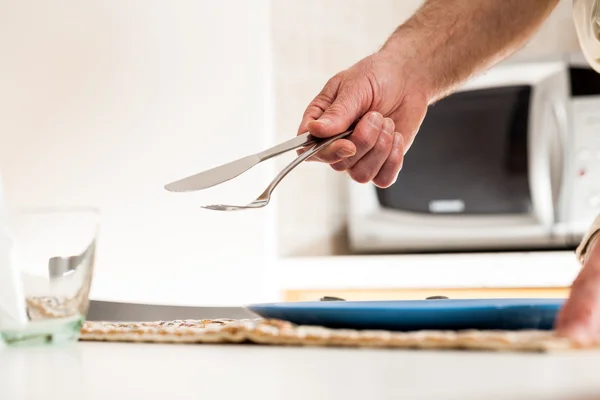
[381,0,560,102]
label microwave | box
[347,54,600,254]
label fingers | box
[296,75,357,163]
[297,75,341,136]
[347,118,394,183]
[330,112,384,170]
[300,83,370,163]
[387,92,429,153]
[555,241,600,346]
[307,87,367,139]
[373,132,405,188]
[299,139,356,164]
[308,111,383,165]
[363,93,425,187]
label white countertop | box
[2,341,600,400]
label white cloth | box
[573,0,600,73]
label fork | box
[201,129,354,211]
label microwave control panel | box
[568,66,600,236]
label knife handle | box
[257,123,357,162]
[257,132,315,161]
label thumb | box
[308,91,365,138]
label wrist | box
[378,29,439,104]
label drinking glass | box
[0,207,98,346]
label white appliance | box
[347,54,600,253]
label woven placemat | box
[80,318,600,352]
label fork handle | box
[260,129,354,198]
[257,123,357,162]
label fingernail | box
[368,112,382,128]
[317,118,331,125]
[337,148,355,158]
[383,119,394,135]
[393,133,403,148]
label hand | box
[296,50,430,188]
[555,238,600,346]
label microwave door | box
[376,86,534,217]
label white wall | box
[0,0,277,306]
[0,0,585,307]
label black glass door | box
[376,86,532,215]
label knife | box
[164,132,319,192]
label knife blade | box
[164,132,318,193]
[164,154,262,192]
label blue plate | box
[246,298,565,331]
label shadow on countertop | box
[86,300,257,322]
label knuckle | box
[303,103,325,120]
[315,150,337,163]
[365,69,381,94]
[325,73,343,88]
[377,131,394,148]
[349,167,373,184]
[374,169,399,188]
[304,76,344,120]
[338,85,368,114]
[386,145,404,166]
[320,75,342,100]
[384,118,395,133]
[331,161,349,172]
[327,101,351,118]
[314,94,333,110]
[352,130,378,151]
[373,154,403,188]
[373,176,394,189]
[393,150,404,170]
